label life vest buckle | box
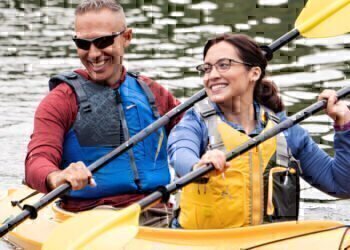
[65,72,78,80]
[81,102,92,113]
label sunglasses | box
[72,29,126,50]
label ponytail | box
[253,79,284,113]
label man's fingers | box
[65,173,81,190]
[88,177,97,187]
[62,162,95,190]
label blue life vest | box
[49,72,170,199]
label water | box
[1,0,350,248]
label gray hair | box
[75,0,124,15]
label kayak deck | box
[1,186,349,249]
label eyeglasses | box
[196,58,254,75]
[72,29,126,50]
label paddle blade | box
[43,203,141,250]
[296,0,350,38]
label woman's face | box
[203,41,260,105]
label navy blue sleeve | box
[167,108,208,177]
[282,114,350,198]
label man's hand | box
[46,161,96,190]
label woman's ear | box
[249,66,262,83]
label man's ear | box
[123,28,132,48]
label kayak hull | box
[1,186,349,250]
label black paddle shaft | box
[270,29,300,54]
[138,85,350,209]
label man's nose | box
[87,43,102,58]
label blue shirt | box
[167,104,350,198]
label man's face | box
[74,8,132,85]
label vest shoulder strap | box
[275,130,291,167]
[194,98,225,151]
[275,124,301,172]
[263,108,299,170]
[127,72,160,118]
[266,111,280,124]
[259,107,291,168]
[48,71,92,113]
[253,106,293,168]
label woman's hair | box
[203,34,284,113]
[75,0,123,15]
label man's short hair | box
[75,0,123,15]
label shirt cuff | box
[334,121,350,131]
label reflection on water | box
[0,0,350,248]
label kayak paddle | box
[1,0,350,242]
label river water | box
[0,0,350,249]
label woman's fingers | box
[318,90,350,126]
[196,149,228,175]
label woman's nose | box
[205,65,221,81]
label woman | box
[167,34,350,229]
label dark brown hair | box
[203,34,284,113]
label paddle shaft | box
[138,85,350,209]
[269,29,300,53]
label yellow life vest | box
[179,99,300,229]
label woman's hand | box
[193,149,230,175]
[46,161,96,190]
[318,89,350,127]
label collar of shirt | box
[212,101,265,137]
[74,67,127,89]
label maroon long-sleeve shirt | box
[25,68,181,211]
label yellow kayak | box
[1,186,349,250]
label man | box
[25,0,180,226]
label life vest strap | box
[194,99,226,152]
[128,72,160,118]
[115,89,141,188]
[49,72,92,113]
